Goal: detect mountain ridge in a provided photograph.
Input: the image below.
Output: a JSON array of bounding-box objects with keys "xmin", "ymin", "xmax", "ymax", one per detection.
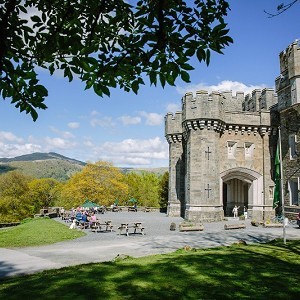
[{"xmin": 0, "ymin": 152, "xmax": 168, "ymax": 180}]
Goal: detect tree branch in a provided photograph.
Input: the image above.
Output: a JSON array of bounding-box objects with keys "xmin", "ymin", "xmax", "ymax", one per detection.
[{"xmin": 264, "ymin": 0, "xmax": 298, "ymax": 17}]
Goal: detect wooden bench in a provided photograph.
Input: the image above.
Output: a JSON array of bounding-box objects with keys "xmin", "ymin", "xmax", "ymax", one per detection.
[
  {"xmin": 118, "ymin": 223, "xmax": 144, "ymax": 236},
  {"xmin": 128, "ymin": 207, "xmax": 137, "ymax": 212},
  {"xmin": 91, "ymin": 221, "xmax": 113, "ymax": 232},
  {"xmin": 224, "ymin": 223, "xmax": 246, "ymax": 230}
]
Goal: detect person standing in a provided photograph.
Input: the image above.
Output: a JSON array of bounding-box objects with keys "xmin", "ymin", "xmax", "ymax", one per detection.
[{"xmin": 232, "ymin": 205, "xmax": 239, "ymax": 218}]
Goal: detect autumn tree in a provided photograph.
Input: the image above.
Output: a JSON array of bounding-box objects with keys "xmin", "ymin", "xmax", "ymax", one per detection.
[
  {"xmin": 0, "ymin": 171, "xmax": 33, "ymax": 221},
  {"xmin": 0, "ymin": 0, "xmax": 232, "ymax": 120},
  {"xmin": 27, "ymin": 178, "xmax": 60, "ymax": 213},
  {"xmin": 59, "ymin": 161, "xmax": 129, "ymax": 208}
]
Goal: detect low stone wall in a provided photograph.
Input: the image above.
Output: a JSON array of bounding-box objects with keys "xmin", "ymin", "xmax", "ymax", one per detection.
[
  {"xmin": 179, "ymin": 223, "xmax": 204, "ymax": 232},
  {"xmin": 224, "ymin": 223, "xmax": 246, "ymax": 230}
]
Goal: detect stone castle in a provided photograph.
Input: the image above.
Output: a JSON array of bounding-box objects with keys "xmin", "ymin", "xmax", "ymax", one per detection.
[{"xmin": 165, "ymin": 40, "xmax": 300, "ymax": 222}]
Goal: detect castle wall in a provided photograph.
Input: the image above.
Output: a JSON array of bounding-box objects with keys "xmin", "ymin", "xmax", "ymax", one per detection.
[{"xmin": 165, "ymin": 41, "xmax": 300, "ymax": 223}]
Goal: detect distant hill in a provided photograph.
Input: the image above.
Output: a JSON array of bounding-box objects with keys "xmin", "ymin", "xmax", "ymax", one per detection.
[
  {"xmin": 0, "ymin": 152, "xmax": 86, "ymax": 181},
  {"xmin": 0, "ymin": 152, "xmax": 168, "ymax": 180},
  {"xmin": 126, "ymin": 167, "xmax": 168, "ymax": 175}
]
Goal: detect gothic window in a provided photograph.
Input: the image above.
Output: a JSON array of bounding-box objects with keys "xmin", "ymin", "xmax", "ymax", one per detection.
[
  {"xmin": 227, "ymin": 141, "xmax": 237, "ymax": 158},
  {"xmin": 289, "ymin": 134, "xmax": 297, "ymax": 160},
  {"xmin": 289, "ymin": 178, "xmax": 299, "ymax": 206},
  {"xmin": 244, "ymin": 142, "xmax": 254, "ymax": 159}
]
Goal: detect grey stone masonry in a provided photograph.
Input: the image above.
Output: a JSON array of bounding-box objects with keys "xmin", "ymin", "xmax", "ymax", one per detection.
[{"xmin": 165, "ymin": 40, "xmax": 300, "ymax": 222}]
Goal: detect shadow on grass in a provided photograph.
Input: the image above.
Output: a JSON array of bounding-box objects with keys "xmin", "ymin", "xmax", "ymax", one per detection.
[{"xmin": 0, "ymin": 240, "xmax": 300, "ymax": 299}]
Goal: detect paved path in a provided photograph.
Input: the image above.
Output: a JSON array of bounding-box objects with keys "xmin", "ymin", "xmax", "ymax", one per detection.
[{"xmin": 1, "ymin": 212, "xmax": 300, "ymax": 279}]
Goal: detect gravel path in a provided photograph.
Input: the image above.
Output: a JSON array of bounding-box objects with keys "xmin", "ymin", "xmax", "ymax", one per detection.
[{"xmin": 1, "ymin": 211, "xmax": 300, "ymax": 278}]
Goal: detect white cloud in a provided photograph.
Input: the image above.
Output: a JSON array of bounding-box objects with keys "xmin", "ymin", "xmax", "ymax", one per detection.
[
  {"xmin": 176, "ymin": 80, "xmax": 269, "ymax": 96},
  {"xmin": 119, "ymin": 115, "xmax": 141, "ymax": 125},
  {"xmin": 90, "ymin": 116, "xmax": 116, "ymax": 128},
  {"xmin": 0, "ymin": 142, "xmax": 42, "ymax": 158},
  {"xmin": 91, "ymin": 137, "xmax": 168, "ymax": 166},
  {"xmin": 139, "ymin": 111, "xmax": 164, "ymax": 126},
  {"xmin": 49, "ymin": 126, "xmax": 75, "ymax": 139},
  {"xmin": 0, "ymin": 131, "xmax": 24, "ymax": 143},
  {"xmin": 90, "ymin": 110, "xmax": 100, "ymax": 117},
  {"xmin": 68, "ymin": 122, "xmax": 80, "ymax": 129},
  {"xmin": 166, "ymin": 103, "xmax": 181, "ymax": 113},
  {"xmin": 44, "ymin": 137, "xmax": 76, "ymax": 149}
]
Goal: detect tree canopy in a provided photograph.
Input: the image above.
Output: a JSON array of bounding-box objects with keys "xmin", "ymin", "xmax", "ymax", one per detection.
[{"xmin": 0, "ymin": 0, "xmax": 232, "ymax": 120}]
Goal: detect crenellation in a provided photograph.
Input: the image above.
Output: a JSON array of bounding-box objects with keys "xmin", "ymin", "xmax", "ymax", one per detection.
[
  {"xmin": 259, "ymin": 88, "xmax": 276, "ymax": 110},
  {"xmin": 165, "ymin": 111, "xmax": 182, "ymax": 136},
  {"xmin": 251, "ymin": 89, "xmax": 262, "ymax": 112}
]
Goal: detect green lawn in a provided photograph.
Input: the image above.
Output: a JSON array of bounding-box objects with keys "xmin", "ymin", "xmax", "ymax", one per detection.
[
  {"xmin": 0, "ymin": 218, "xmax": 85, "ymax": 247},
  {"xmin": 1, "ymin": 239, "xmax": 300, "ymax": 299}
]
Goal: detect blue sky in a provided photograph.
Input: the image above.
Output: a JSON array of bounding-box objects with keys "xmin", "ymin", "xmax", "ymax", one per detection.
[{"xmin": 0, "ymin": 0, "xmax": 299, "ymax": 167}]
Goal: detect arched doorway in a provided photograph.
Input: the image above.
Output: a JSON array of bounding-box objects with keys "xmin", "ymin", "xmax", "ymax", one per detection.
[{"xmin": 220, "ymin": 168, "xmax": 263, "ymax": 218}]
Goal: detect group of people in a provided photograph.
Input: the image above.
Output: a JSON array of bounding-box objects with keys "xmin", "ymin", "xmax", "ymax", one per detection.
[
  {"xmin": 75, "ymin": 209, "xmax": 98, "ymax": 229},
  {"xmin": 232, "ymin": 205, "xmax": 247, "ymax": 218}
]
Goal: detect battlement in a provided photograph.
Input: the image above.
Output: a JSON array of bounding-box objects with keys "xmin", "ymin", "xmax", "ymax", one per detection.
[
  {"xmin": 165, "ymin": 111, "xmax": 183, "ymax": 136},
  {"xmin": 165, "ymin": 89, "xmax": 277, "ymax": 131},
  {"xmin": 182, "ymin": 90, "xmax": 225, "ymax": 121},
  {"xmin": 279, "ymin": 39, "xmax": 300, "ymax": 78},
  {"xmin": 242, "ymin": 88, "xmax": 277, "ymax": 112}
]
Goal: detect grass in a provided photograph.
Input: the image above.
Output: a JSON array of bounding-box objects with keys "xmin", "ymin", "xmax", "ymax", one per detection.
[
  {"xmin": 0, "ymin": 218, "xmax": 85, "ymax": 247},
  {"xmin": 0, "ymin": 239, "xmax": 300, "ymax": 299}
]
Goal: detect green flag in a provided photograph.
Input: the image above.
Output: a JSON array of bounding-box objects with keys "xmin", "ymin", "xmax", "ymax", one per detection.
[{"xmin": 273, "ymin": 144, "xmax": 281, "ymax": 209}]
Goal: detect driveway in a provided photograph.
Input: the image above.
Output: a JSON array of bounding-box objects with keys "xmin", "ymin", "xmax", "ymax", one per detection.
[{"xmin": 1, "ymin": 212, "xmax": 299, "ymax": 278}]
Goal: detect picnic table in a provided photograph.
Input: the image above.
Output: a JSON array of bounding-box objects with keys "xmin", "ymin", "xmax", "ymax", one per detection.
[
  {"xmin": 118, "ymin": 222, "xmax": 144, "ymax": 236},
  {"xmin": 91, "ymin": 220, "xmax": 113, "ymax": 232},
  {"xmin": 128, "ymin": 206, "xmax": 137, "ymax": 212}
]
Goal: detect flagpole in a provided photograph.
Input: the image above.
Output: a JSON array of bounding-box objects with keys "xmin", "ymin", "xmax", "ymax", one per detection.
[{"xmin": 278, "ymin": 126, "xmax": 286, "ymax": 244}]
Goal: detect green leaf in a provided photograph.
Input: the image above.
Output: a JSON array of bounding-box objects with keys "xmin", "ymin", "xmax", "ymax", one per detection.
[
  {"xmin": 30, "ymin": 109, "xmax": 38, "ymax": 122},
  {"xmin": 93, "ymin": 84, "xmax": 103, "ymax": 97},
  {"xmin": 196, "ymin": 48, "xmax": 206, "ymax": 62},
  {"xmin": 206, "ymin": 49, "xmax": 211, "ymax": 66},
  {"xmin": 180, "ymin": 71, "xmax": 190, "ymax": 83},
  {"xmin": 31, "ymin": 15, "xmax": 41, "ymax": 23},
  {"xmin": 181, "ymin": 64, "xmax": 194, "ymax": 71},
  {"xmin": 35, "ymin": 85, "xmax": 48, "ymax": 97}
]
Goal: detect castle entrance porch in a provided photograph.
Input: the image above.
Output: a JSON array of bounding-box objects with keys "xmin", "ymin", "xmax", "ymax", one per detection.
[
  {"xmin": 222, "ymin": 179, "xmax": 249, "ymax": 217},
  {"xmin": 220, "ymin": 168, "xmax": 263, "ymax": 219}
]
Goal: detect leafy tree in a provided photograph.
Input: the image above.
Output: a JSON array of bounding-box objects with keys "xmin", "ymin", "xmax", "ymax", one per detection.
[
  {"xmin": 0, "ymin": 0, "xmax": 232, "ymax": 120},
  {"xmin": 0, "ymin": 171, "xmax": 33, "ymax": 221},
  {"xmin": 125, "ymin": 172, "xmax": 161, "ymax": 207},
  {"xmin": 27, "ymin": 178, "xmax": 60, "ymax": 213},
  {"xmin": 159, "ymin": 171, "xmax": 169, "ymax": 209},
  {"xmin": 60, "ymin": 161, "xmax": 128, "ymax": 208}
]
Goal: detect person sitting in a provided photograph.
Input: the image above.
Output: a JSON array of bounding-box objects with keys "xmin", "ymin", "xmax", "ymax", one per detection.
[
  {"xmin": 80, "ymin": 213, "xmax": 88, "ymax": 229},
  {"xmin": 88, "ymin": 212, "xmax": 97, "ymax": 227},
  {"xmin": 75, "ymin": 211, "xmax": 82, "ymax": 225}
]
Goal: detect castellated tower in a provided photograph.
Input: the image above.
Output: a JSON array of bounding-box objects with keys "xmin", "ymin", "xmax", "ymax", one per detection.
[
  {"xmin": 165, "ymin": 87, "xmax": 278, "ymax": 222},
  {"xmin": 165, "ymin": 41, "xmax": 300, "ymax": 222},
  {"xmin": 275, "ymin": 40, "xmax": 300, "ymax": 219}
]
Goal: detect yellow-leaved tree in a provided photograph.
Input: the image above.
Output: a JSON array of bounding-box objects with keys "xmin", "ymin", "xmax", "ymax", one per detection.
[
  {"xmin": 0, "ymin": 171, "xmax": 33, "ymax": 222},
  {"xmin": 59, "ymin": 161, "xmax": 129, "ymax": 208},
  {"xmin": 27, "ymin": 178, "xmax": 61, "ymax": 213}
]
